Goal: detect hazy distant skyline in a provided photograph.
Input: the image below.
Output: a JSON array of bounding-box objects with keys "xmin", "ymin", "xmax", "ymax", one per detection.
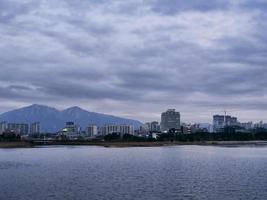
[{"xmin": 1, "ymin": 0, "xmax": 267, "ymax": 123}]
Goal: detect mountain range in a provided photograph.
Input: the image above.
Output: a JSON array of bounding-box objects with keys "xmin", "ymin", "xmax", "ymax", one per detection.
[{"xmin": 0, "ymin": 104, "xmax": 143, "ymax": 133}]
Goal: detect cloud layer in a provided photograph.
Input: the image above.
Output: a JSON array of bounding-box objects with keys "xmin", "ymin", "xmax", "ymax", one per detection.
[{"xmin": 1, "ymin": 0, "xmax": 267, "ymax": 123}]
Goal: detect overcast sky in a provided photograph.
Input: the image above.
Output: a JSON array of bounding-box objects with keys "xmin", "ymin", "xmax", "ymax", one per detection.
[{"xmin": 1, "ymin": 0, "xmax": 267, "ymax": 123}]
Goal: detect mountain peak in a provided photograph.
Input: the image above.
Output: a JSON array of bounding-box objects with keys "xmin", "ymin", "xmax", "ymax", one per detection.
[
  {"xmin": 66, "ymin": 106, "xmax": 83, "ymax": 110},
  {"xmin": 63, "ymin": 106, "xmax": 88, "ymax": 113},
  {"xmin": 28, "ymin": 104, "xmax": 49, "ymax": 108},
  {"xmin": 23, "ymin": 104, "xmax": 59, "ymax": 112}
]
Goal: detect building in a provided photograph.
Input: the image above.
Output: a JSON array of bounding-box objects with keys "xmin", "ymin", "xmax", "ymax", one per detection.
[
  {"xmin": 65, "ymin": 122, "xmax": 80, "ymax": 133},
  {"xmin": 145, "ymin": 121, "xmax": 160, "ymax": 132},
  {"xmin": 225, "ymin": 116, "xmax": 238, "ymax": 126},
  {"xmin": 85, "ymin": 125, "xmax": 98, "ymax": 138},
  {"xmin": 7, "ymin": 123, "xmax": 29, "ymax": 135},
  {"xmin": 137, "ymin": 125, "xmax": 149, "ymax": 136},
  {"xmin": 191, "ymin": 123, "xmax": 212, "ymax": 133},
  {"xmin": 254, "ymin": 121, "xmax": 267, "ymax": 129},
  {"xmin": 30, "ymin": 122, "xmax": 41, "ymax": 134},
  {"xmin": 181, "ymin": 123, "xmax": 191, "ymax": 134},
  {"xmin": 0, "ymin": 121, "xmax": 7, "ymax": 135},
  {"xmin": 213, "ymin": 115, "xmax": 239, "ymax": 133},
  {"xmin": 102, "ymin": 125, "xmax": 134, "ymax": 136},
  {"xmin": 160, "ymin": 109, "xmax": 181, "ymax": 132},
  {"xmin": 144, "ymin": 122, "xmax": 151, "ymax": 130},
  {"xmin": 151, "ymin": 121, "xmax": 160, "ymax": 132},
  {"xmin": 213, "ymin": 115, "xmax": 225, "ymax": 132},
  {"xmin": 240, "ymin": 122, "xmax": 253, "ymax": 130},
  {"xmin": 60, "ymin": 122, "xmax": 81, "ymax": 139}
]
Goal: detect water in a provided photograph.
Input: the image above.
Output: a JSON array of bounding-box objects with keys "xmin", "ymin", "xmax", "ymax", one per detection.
[{"xmin": 0, "ymin": 145, "xmax": 267, "ymax": 200}]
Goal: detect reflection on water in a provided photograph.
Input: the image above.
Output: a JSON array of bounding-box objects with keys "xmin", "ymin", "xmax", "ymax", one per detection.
[
  {"xmin": 0, "ymin": 146, "xmax": 267, "ymax": 200},
  {"xmin": 0, "ymin": 161, "xmax": 34, "ymax": 170}
]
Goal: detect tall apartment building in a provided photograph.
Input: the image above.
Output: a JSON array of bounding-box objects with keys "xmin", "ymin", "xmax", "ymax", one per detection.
[
  {"xmin": 85, "ymin": 125, "xmax": 98, "ymax": 137},
  {"xmin": 213, "ymin": 115, "xmax": 225, "ymax": 132},
  {"xmin": 213, "ymin": 115, "xmax": 239, "ymax": 132},
  {"xmin": 160, "ymin": 109, "xmax": 181, "ymax": 132},
  {"xmin": 7, "ymin": 123, "xmax": 29, "ymax": 135},
  {"xmin": 0, "ymin": 121, "xmax": 7, "ymax": 134},
  {"xmin": 30, "ymin": 122, "xmax": 41, "ymax": 134},
  {"xmin": 225, "ymin": 116, "xmax": 238, "ymax": 126}
]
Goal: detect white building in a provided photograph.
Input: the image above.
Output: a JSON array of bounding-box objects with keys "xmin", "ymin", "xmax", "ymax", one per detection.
[
  {"xmin": 85, "ymin": 125, "xmax": 98, "ymax": 138},
  {"xmin": 102, "ymin": 125, "xmax": 134, "ymax": 136},
  {"xmin": 60, "ymin": 122, "xmax": 81, "ymax": 139}
]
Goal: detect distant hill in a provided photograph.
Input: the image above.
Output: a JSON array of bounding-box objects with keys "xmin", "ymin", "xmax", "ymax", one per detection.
[{"xmin": 0, "ymin": 104, "xmax": 143, "ymax": 133}]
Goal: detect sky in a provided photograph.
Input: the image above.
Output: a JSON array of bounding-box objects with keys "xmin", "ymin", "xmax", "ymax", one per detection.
[{"xmin": 0, "ymin": 0, "xmax": 267, "ymax": 123}]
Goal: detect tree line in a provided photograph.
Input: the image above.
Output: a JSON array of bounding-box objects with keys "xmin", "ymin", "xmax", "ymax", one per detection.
[
  {"xmin": 0, "ymin": 131, "xmax": 21, "ymax": 142},
  {"xmin": 104, "ymin": 128, "xmax": 267, "ymax": 142}
]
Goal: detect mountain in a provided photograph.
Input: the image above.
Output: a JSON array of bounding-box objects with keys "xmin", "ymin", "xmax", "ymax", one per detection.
[{"xmin": 0, "ymin": 104, "xmax": 143, "ymax": 133}]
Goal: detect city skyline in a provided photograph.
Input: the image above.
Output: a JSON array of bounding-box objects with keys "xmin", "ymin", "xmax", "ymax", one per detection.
[
  {"xmin": 1, "ymin": 103, "xmax": 266, "ymax": 124},
  {"xmin": 0, "ymin": 103, "xmax": 266, "ymax": 125},
  {"xmin": 1, "ymin": 0, "xmax": 267, "ymax": 123},
  {"xmin": 2, "ymin": 106, "xmax": 267, "ymax": 137}
]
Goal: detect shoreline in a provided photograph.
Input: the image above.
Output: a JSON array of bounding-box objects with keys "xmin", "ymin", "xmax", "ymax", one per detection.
[
  {"xmin": 0, "ymin": 141, "xmax": 34, "ymax": 148},
  {"xmin": 1, "ymin": 140, "xmax": 267, "ymax": 148}
]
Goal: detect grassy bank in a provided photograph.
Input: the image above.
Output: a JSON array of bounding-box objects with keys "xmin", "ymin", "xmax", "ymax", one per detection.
[
  {"xmin": 0, "ymin": 141, "xmax": 33, "ymax": 148},
  {"xmin": 30, "ymin": 140, "xmax": 267, "ymax": 147},
  {"xmin": 1, "ymin": 140, "xmax": 267, "ymax": 148}
]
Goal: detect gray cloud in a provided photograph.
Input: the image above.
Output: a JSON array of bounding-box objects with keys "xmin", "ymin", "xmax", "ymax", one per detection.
[
  {"xmin": 0, "ymin": 0, "xmax": 36, "ymax": 23},
  {"xmin": 149, "ymin": 0, "xmax": 230, "ymax": 14},
  {"xmin": 0, "ymin": 0, "xmax": 267, "ymax": 123}
]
